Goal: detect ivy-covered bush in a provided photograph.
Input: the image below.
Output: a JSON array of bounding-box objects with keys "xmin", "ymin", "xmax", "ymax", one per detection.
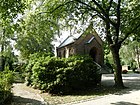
[
  {"xmin": 25, "ymin": 54, "xmax": 101, "ymax": 94},
  {"xmin": 0, "ymin": 70, "xmax": 14, "ymax": 104}
]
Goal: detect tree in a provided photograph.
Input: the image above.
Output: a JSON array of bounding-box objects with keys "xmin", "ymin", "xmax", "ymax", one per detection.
[
  {"xmin": 120, "ymin": 39, "xmax": 140, "ymax": 69},
  {"xmin": 15, "ymin": 2, "xmax": 58, "ymax": 59},
  {"xmin": 0, "ymin": 0, "xmax": 26, "ymax": 71},
  {"xmin": 37, "ymin": 0, "xmax": 140, "ymax": 88}
]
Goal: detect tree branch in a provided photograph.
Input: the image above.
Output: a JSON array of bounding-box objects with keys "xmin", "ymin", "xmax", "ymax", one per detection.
[
  {"xmin": 106, "ymin": 23, "xmax": 113, "ymax": 45},
  {"xmin": 37, "ymin": 1, "xmax": 74, "ymax": 15},
  {"xmin": 92, "ymin": 0, "xmax": 107, "ymax": 14},
  {"xmin": 107, "ymin": 0, "xmax": 113, "ymax": 11},
  {"xmin": 115, "ymin": 0, "xmax": 121, "ymax": 43},
  {"xmin": 74, "ymin": 0, "xmax": 101, "ymax": 14},
  {"xmin": 119, "ymin": 23, "xmax": 140, "ymax": 44},
  {"xmin": 50, "ymin": 1, "xmax": 74, "ymax": 13},
  {"xmin": 91, "ymin": 0, "xmax": 116, "ymax": 27},
  {"xmin": 74, "ymin": 0, "xmax": 107, "ymax": 20}
]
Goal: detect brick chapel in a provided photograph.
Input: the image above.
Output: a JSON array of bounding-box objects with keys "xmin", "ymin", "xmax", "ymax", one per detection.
[{"xmin": 56, "ymin": 25, "xmax": 104, "ymax": 66}]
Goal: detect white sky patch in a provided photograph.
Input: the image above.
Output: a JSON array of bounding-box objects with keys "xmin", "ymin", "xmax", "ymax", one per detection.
[{"xmin": 10, "ymin": 39, "xmax": 20, "ymax": 55}]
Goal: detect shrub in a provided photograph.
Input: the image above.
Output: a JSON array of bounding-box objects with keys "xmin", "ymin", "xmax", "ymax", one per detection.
[
  {"xmin": 51, "ymin": 55, "xmax": 101, "ymax": 94},
  {"xmin": 13, "ymin": 62, "xmax": 27, "ymax": 83},
  {"xmin": 25, "ymin": 55, "xmax": 101, "ymax": 94},
  {"xmin": 0, "ymin": 70, "xmax": 14, "ymax": 104},
  {"xmin": 25, "ymin": 56, "xmax": 66, "ymax": 89}
]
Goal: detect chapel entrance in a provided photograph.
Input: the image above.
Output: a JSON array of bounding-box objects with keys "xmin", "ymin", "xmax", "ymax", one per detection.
[{"xmin": 89, "ymin": 47, "xmax": 97, "ymax": 62}]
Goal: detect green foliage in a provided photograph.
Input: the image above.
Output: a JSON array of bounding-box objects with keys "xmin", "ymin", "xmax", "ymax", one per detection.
[
  {"xmin": 104, "ymin": 56, "xmax": 114, "ymax": 73},
  {"xmin": 15, "ymin": 3, "xmax": 58, "ymax": 59},
  {"xmin": 0, "ymin": 50, "xmax": 18, "ymax": 71},
  {"xmin": 13, "ymin": 62, "xmax": 27, "ymax": 83},
  {"xmin": 38, "ymin": 0, "xmax": 140, "ymax": 87},
  {"xmin": 120, "ymin": 40, "xmax": 140, "ymax": 68},
  {"xmin": 55, "ymin": 55, "xmax": 101, "ymax": 93},
  {"xmin": 0, "ymin": 0, "xmax": 26, "ymax": 19},
  {"xmin": 25, "ymin": 55, "xmax": 101, "ymax": 94},
  {"xmin": 12, "ymin": 0, "xmax": 139, "ymax": 88},
  {"xmin": 0, "ymin": 0, "xmax": 26, "ymax": 71},
  {"xmin": 0, "ymin": 70, "xmax": 14, "ymax": 104},
  {"xmin": 25, "ymin": 52, "xmax": 56, "ymax": 86}
]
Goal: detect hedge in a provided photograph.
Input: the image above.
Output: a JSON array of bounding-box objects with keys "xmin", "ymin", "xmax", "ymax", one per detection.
[{"xmin": 25, "ymin": 54, "xmax": 101, "ymax": 94}]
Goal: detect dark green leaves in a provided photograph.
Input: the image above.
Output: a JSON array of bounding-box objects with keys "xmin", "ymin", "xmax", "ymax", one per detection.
[{"xmin": 0, "ymin": 0, "xmax": 26, "ymax": 19}]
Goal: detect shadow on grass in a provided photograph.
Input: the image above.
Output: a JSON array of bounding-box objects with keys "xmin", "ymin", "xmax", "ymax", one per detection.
[
  {"xmin": 111, "ymin": 101, "xmax": 139, "ymax": 105},
  {"xmin": 65, "ymin": 74, "xmax": 140, "ymax": 96},
  {"xmin": 39, "ymin": 74, "xmax": 140, "ymax": 105},
  {"xmin": 5, "ymin": 96, "xmax": 46, "ymax": 105},
  {"xmin": 98, "ymin": 74, "xmax": 140, "ymax": 95}
]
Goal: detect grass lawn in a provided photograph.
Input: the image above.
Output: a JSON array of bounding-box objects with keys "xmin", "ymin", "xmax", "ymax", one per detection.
[{"xmin": 40, "ymin": 86, "xmax": 121, "ymax": 105}]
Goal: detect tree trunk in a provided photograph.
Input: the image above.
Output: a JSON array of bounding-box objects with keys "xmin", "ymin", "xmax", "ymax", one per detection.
[
  {"xmin": 1, "ymin": 29, "xmax": 6, "ymax": 71},
  {"xmin": 110, "ymin": 45, "xmax": 125, "ymax": 88},
  {"xmin": 136, "ymin": 46, "xmax": 140, "ymax": 68},
  {"xmin": 1, "ymin": 44, "xmax": 5, "ymax": 71},
  {"xmin": 105, "ymin": 15, "xmax": 124, "ymax": 88}
]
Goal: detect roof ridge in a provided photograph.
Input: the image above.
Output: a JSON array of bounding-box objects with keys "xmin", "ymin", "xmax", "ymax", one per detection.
[{"xmin": 58, "ymin": 36, "xmax": 70, "ymax": 48}]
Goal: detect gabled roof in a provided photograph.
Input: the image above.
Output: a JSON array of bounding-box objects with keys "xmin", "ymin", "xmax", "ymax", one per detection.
[
  {"xmin": 58, "ymin": 24, "xmax": 103, "ymax": 48},
  {"xmin": 58, "ymin": 36, "xmax": 74, "ymax": 48},
  {"xmin": 58, "ymin": 35, "xmax": 80, "ymax": 48}
]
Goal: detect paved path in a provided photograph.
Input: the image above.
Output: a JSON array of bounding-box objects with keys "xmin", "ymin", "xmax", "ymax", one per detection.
[
  {"xmin": 70, "ymin": 74, "xmax": 140, "ymax": 105},
  {"xmin": 11, "ymin": 83, "xmax": 47, "ymax": 105},
  {"xmin": 10, "ymin": 74, "xmax": 140, "ymax": 105}
]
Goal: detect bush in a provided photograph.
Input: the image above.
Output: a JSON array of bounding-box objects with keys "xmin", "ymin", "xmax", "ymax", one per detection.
[
  {"xmin": 12, "ymin": 62, "xmax": 27, "ymax": 83},
  {"xmin": 25, "ymin": 55, "xmax": 66, "ymax": 89},
  {"xmin": 0, "ymin": 70, "xmax": 14, "ymax": 104},
  {"xmin": 25, "ymin": 55, "xmax": 101, "ymax": 94}
]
